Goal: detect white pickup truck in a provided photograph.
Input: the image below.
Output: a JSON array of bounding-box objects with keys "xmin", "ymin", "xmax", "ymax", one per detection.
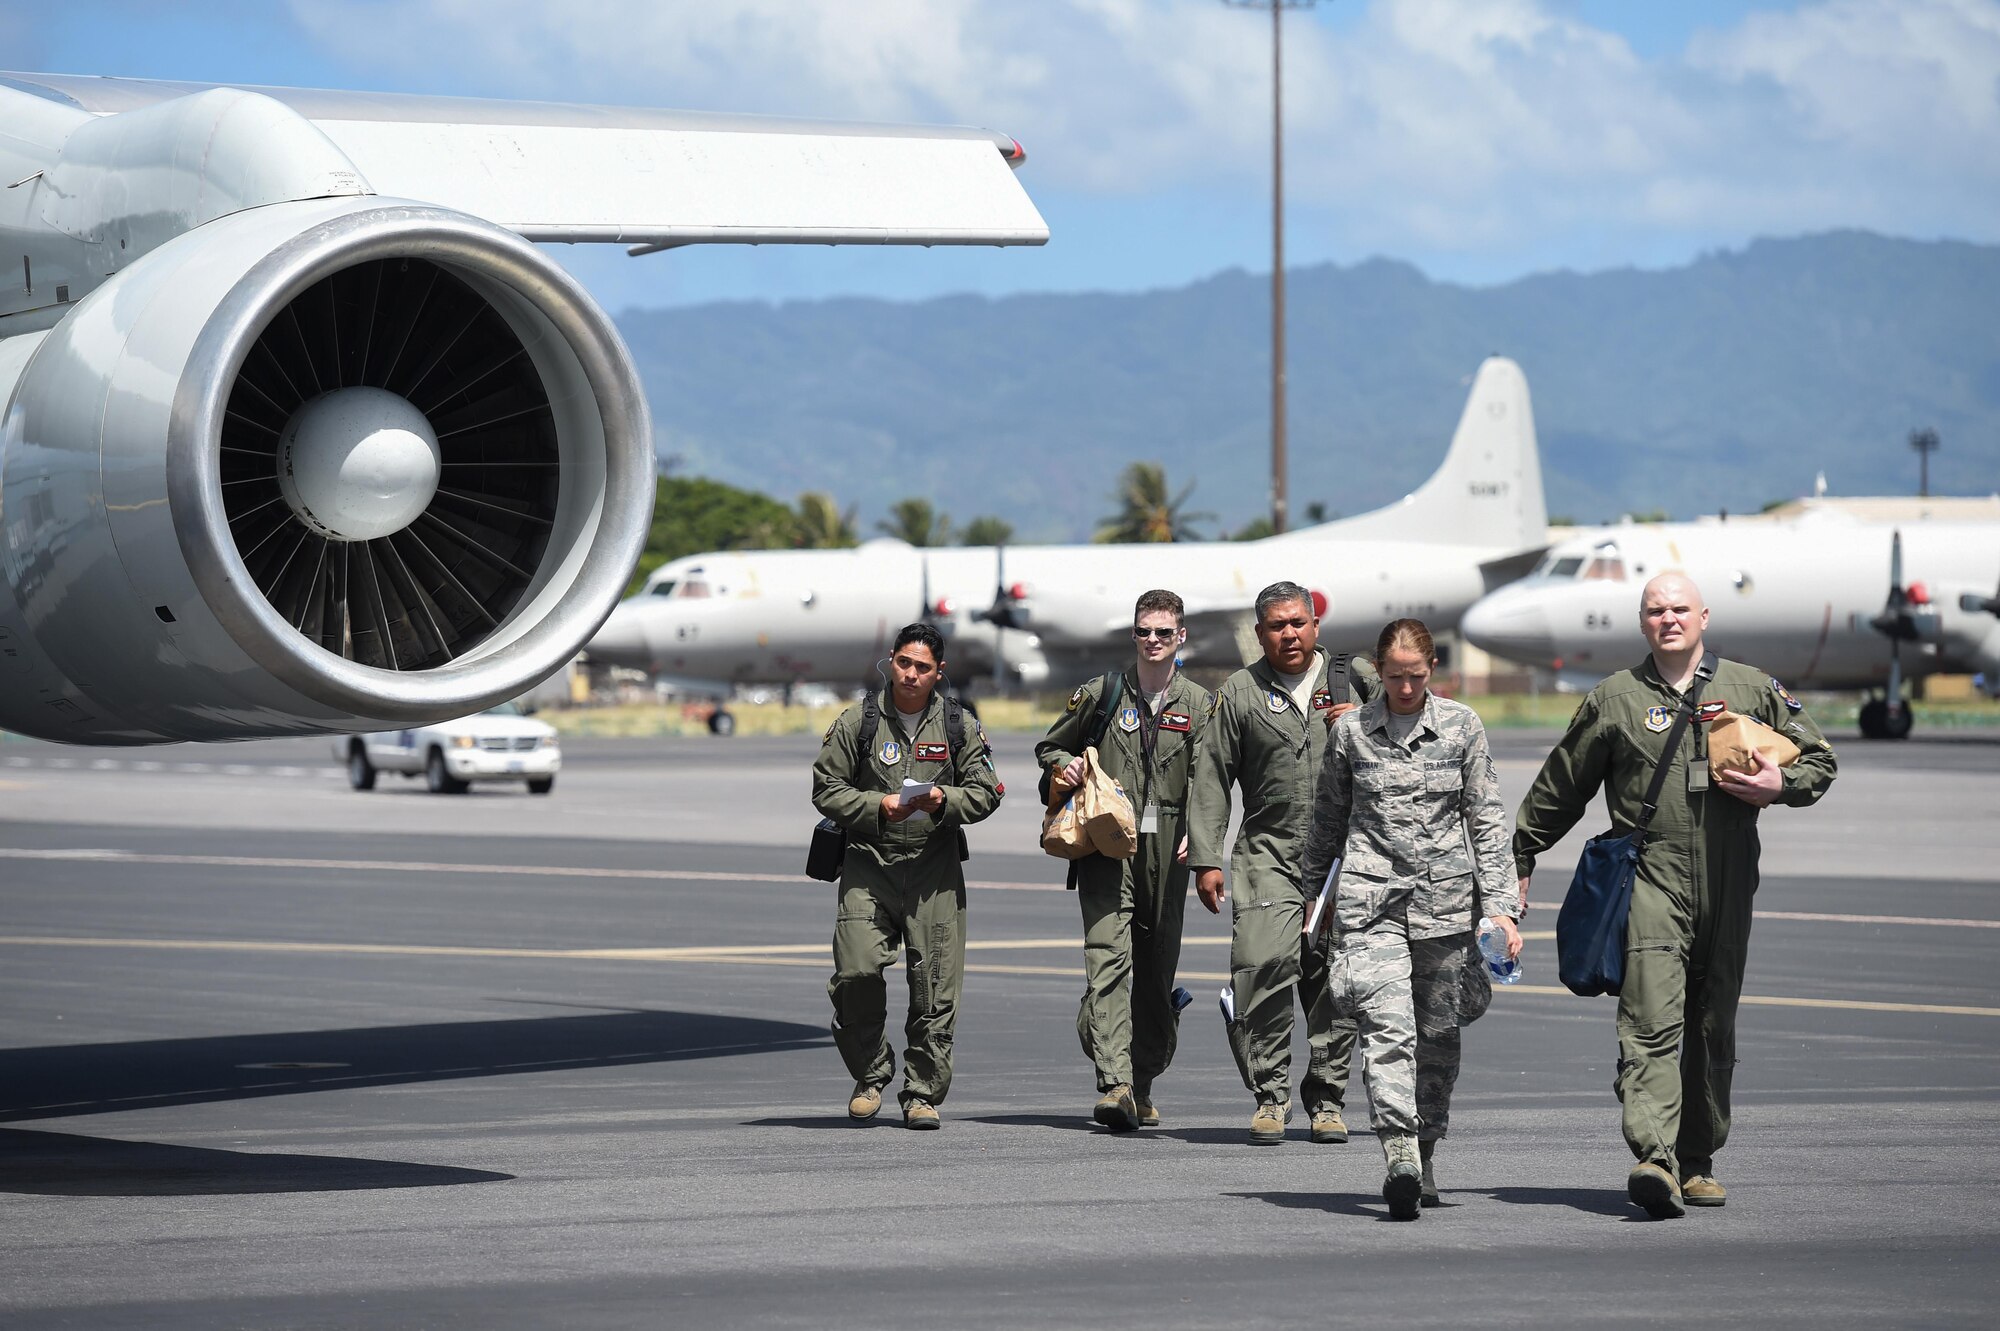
[{"xmin": 336, "ymin": 703, "xmax": 561, "ymax": 794}]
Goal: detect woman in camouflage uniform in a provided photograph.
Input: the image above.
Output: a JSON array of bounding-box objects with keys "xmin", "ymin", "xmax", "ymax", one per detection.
[{"xmin": 1299, "ymin": 619, "xmax": 1520, "ymax": 1217}]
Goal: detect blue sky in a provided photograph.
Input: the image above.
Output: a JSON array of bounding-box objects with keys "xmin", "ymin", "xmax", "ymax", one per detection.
[{"xmin": 6, "ymin": 1, "xmax": 1995, "ymax": 314}]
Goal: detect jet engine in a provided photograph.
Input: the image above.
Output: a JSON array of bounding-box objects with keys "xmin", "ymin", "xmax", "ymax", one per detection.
[{"xmin": 0, "ymin": 198, "xmax": 652, "ymax": 743}]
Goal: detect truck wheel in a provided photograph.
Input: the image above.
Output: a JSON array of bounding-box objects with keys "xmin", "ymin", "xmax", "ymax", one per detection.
[
  {"xmin": 527, "ymin": 776, "xmax": 555, "ymax": 795},
  {"xmin": 426, "ymin": 748, "xmax": 468, "ymax": 794},
  {"xmin": 347, "ymin": 744, "xmax": 377, "ymax": 791}
]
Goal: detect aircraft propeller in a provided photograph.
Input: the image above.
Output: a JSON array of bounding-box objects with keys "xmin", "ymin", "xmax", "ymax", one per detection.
[
  {"xmin": 974, "ymin": 544, "xmax": 1030, "ymax": 691},
  {"xmin": 1860, "ymin": 529, "xmax": 1936, "ymax": 739}
]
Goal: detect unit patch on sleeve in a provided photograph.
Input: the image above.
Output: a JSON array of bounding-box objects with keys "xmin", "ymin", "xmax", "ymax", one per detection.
[
  {"xmin": 1643, "ymin": 705, "xmax": 1672, "ymax": 733},
  {"xmin": 1159, "ymin": 710, "xmax": 1192, "ymax": 733},
  {"xmin": 1696, "ymin": 700, "xmax": 1728, "ymax": 724},
  {"xmin": 1066, "ymin": 685, "xmax": 1086, "ymax": 713},
  {"xmin": 914, "ymin": 742, "xmax": 949, "ymax": 762},
  {"xmin": 1770, "ymin": 677, "xmax": 1803, "ymax": 711}
]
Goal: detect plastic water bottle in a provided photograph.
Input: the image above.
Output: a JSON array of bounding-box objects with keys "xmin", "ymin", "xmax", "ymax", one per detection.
[
  {"xmin": 1476, "ymin": 917, "xmax": 1522, "ymax": 985},
  {"xmin": 1170, "ymin": 985, "xmax": 1194, "ymax": 1013}
]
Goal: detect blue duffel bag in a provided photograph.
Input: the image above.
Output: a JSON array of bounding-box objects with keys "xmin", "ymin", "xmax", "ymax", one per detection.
[
  {"xmin": 1556, "ymin": 831, "xmax": 1641, "ymax": 996},
  {"xmin": 1554, "ymin": 653, "xmax": 1714, "ymax": 997}
]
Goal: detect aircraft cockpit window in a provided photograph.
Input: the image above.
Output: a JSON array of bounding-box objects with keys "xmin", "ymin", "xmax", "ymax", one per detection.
[
  {"xmin": 649, "ymin": 580, "xmax": 678, "ymax": 597},
  {"xmin": 1550, "ymin": 556, "xmax": 1586, "ymax": 578},
  {"xmin": 680, "ymin": 579, "xmax": 712, "ymax": 599},
  {"xmin": 1582, "ymin": 555, "xmax": 1626, "ymax": 581}
]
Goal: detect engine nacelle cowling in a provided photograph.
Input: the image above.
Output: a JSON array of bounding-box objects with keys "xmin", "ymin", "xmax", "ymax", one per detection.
[{"xmin": 0, "ymin": 197, "xmax": 652, "ymax": 743}]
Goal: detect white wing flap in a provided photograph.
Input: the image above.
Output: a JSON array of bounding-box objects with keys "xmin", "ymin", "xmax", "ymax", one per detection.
[
  {"xmin": 317, "ymin": 119, "xmax": 1048, "ymax": 247},
  {"xmin": 0, "ymin": 73, "xmax": 1048, "ymax": 249}
]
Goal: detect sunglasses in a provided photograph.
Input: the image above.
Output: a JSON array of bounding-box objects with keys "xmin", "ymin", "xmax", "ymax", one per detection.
[{"xmin": 1132, "ymin": 627, "xmax": 1180, "ymax": 641}]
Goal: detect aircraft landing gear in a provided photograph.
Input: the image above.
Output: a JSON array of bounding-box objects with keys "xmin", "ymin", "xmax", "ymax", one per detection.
[
  {"xmin": 708, "ymin": 708, "xmax": 736, "ymax": 737},
  {"xmin": 1858, "ymin": 696, "xmax": 1913, "ymax": 740}
]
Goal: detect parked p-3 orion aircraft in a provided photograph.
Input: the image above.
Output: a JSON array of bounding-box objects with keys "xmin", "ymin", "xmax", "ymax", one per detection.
[
  {"xmin": 0, "ymin": 71, "xmax": 1046, "ymax": 744},
  {"xmin": 587, "ymin": 356, "xmax": 1550, "ymax": 722}
]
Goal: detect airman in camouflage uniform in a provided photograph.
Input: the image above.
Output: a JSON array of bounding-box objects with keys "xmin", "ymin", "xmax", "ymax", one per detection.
[
  {"xmin": 812, "ymin": 624, "xmax": 1004, "ymax": 1129},
  {"xmin": 1188, "ymin": 582, "xmax": 1379, "ymax": 1143},
  {"xmin": 1514, "ymin": 574, "xmax": 1836, "ymax": 1217},
  {"xmin": 1301, "ymin": 622, "xmax": 1514, "ymax": 1217}
]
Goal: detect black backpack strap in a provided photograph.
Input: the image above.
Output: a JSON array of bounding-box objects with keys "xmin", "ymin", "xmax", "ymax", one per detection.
[
  {"xmin": 943, "ymin": 693, "xmax": 966, "ymax": 780},
  {"xmin": 1636, "ymin": 651, "xmax": 1718, "ymax": 844},
  {"xmin": 1330, "ymin": 652, "xmax": 1351, "ymax": 703},
  {"xmin": 1085, "ymin": 670, "xmax": 1124, "ymax": 752},
  {"xmin": 857, "ymin": 689, "xmax": 881, "ymax": 759}
]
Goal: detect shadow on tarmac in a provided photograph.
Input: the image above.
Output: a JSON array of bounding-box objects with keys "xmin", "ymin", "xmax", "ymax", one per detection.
[
  {"xmin": 0, "ymin": 1128, "xmax": 514, "ymax": 1197},
  {"xmin": 1223, "ymin": 1190, "xmax": 1405, "ymax": 1220},
  {"xmin": 0, "ymin": 1008, "xmax": 829, "ymax": 1122},
  {"xmin": 967, "ymin": 1113, "xmax": 1309, "ymax": 1145}
]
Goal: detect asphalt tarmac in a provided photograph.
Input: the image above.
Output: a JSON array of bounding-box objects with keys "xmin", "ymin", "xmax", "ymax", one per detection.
[{"xmin": 2, "ymin": 727, "xmax": 1997, "ymax": 1327}]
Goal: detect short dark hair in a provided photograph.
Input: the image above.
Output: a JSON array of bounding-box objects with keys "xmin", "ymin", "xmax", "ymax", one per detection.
[
  {"xmin": 892, "ymin": 622, "xmax": 945, "ymax": 660},
  {"xmin": 1133, "ymin": 589, "xmax": 1185, "ymax": 625},
  {"xmin": 1255, "ymin": 580, "xmax": 1313, "ymax": 623}
]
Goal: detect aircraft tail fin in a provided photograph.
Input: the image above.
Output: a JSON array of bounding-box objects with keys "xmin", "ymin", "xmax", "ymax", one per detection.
[{"xmin": 1286, "ymin": 356, "xmax": 1547, "ymax": 550}]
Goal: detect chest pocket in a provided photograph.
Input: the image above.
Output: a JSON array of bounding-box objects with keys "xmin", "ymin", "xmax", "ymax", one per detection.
[
  {"xmin": 1422, "ymin": 761, "xmax": 1463, "ymax": 794},
  {"xmin": 1352, "ymin": 759, "xmax": 1414, "ymax": 798}
]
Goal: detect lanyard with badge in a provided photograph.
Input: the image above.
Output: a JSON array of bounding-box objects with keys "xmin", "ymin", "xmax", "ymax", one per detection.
[{"xmin": 1134, "ymin": 680, "xmax": 1164, "ymax": 836}]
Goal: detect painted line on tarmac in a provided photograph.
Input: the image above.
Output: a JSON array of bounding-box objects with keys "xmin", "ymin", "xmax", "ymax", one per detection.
[
  {"xmin": 6, "ymin": 849, "xmax": 1999, "ymax": 933},
  {"xmin": 4, "ymin": 933, "xmax": 1998, "ymax": 1018}
]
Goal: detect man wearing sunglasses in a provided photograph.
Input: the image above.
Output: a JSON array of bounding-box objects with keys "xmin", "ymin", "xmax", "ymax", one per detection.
[
  {"xmin": 1035, "ymin": 589, "xmax": 1212, "ymax": 1131},
  {"xmin": 1189, "ymin": 580, "xmax": 1379, "ymax": 1143}
]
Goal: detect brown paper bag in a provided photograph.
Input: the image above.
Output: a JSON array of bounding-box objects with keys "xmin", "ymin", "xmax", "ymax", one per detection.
[
  {"xmin": 1707, "ymin": 710, "xmax": 1801, "ymax": 781},
  {"xmin": 1040, "ymin": 746, "xmax": 1137, "ymax": 860}
]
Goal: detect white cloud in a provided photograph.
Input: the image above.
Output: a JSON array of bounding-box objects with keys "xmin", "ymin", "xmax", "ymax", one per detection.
[{"xmin": 285, "ymin": 0, "xmax": 2000, "ymax": 270}]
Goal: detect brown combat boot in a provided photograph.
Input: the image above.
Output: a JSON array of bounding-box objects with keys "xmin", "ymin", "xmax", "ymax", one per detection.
[
  {"xmin": 1248, "ymin": 1100, "xmax": 1290, "ymax": 1143},
  {"xmin": 847, "ymin": 1083, "xmax": 882, "ymax": 1120},
  {"xmin": 903, "ymin": 1099, "xmax": 941, "ymax": 1131},
  {"xmin": 1310, "ymin": 1108, "xmax": 1349, "ymax": 1144},
  {"xmin": 1419, "ymin": 1139, "xmax": 1440, "ymax": 1208},
  {"xmin": 1627, "ymin": 1162, "xmax": 1685, "ymax": 1219},
  {"xmin": 1093, "ymin": 1084, "xmax": 1140, "ymax": 1132},
  {"xmin": 1681, "ymin": 1173, "xmax": 1727, "ymax": 1207},
  {"xmin": 1382, "ymin": 1135, "xmax": 1423, "ymax": 1220},
  {"xmin": 1134, "ymin": 1086, "xmax": 1161, "ymax": 1128}
]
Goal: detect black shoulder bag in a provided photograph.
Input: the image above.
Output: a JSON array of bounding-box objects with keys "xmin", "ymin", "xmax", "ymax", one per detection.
[
  {"xmin": 1554, "ymin": 652, "xmax": 1716, "ymax": 997},
  {"xmin": 806, "ymin": 691, "xmax": 971, "ymax": 882}
]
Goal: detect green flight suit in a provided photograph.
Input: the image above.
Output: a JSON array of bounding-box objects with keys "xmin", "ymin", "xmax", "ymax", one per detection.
[
  {"xmin": 1188, "ymin": 647, "xmax": 1379, "ymax": 1112},
  {"xmin": 1513, "ymin": 656, "xmax": 1836, "ymax": 1178},
  {"xmin": 1035, "ymin": 669, "xmax": 1212, "ymax": 1096},
  {"xmin": 812, "ymin": 689, "xmax": 1004, "ymax": 1109}
]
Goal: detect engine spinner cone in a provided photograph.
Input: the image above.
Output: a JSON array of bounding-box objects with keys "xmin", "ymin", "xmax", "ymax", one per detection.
[{"xmin": 276, "ymin": 386, "xmax": 441, "ymax": 542}]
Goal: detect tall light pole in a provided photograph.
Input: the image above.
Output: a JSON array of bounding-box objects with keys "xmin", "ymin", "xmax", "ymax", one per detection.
[{"xmin": 1224, "ymin": 0, "xmax": 1319, "ymax": 535}]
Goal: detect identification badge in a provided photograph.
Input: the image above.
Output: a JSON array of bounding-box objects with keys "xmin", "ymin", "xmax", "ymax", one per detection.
[
  {"xmin": 1158, "ymin": 710, "xmax": 1191, "ymax": 733},
  {"xmin": 1140, "ymin": 804, "xmax": 1159, "ymax": 835},
  {"xmin": 913, "ymin": 742, "xmax": 948, "ymax": 763}
]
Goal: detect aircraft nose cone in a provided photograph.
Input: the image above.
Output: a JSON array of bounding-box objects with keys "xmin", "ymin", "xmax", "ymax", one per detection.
[
  {"xmin": 588, "ymin": 603, "xmax": 652, "ymax": 668},
  {"xmin": 1461, "ymin": 591, "xmax": 1553, "ymax": 664}
]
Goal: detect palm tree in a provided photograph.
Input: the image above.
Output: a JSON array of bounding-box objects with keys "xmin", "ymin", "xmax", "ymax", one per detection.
[
  {"xmin": 1095, "ymin": 462, "xmax": 1213, "ymax": 543},
  {"xmin": 960, "ymin": 515, "xmax": 1015, "ymax": 547},
  {"xmin": 795, "ymin": 491, "xmax": 858, "ymax": 548},
  {"xmin": 876, "ymin": 497, "xmax": 954, "ymax": 548}
]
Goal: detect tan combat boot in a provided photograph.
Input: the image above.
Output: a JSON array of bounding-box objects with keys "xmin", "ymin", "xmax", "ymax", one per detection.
[
  {"xmin": 1248, "ymin": 1100, "xmax": 1290, "ymax": 1144},
  {"xmin": 847, "ymin": 1083, "xmax": 882, "ymax": 1120},
  {"xmin": 1134, "ymin": 1084, "xmax": 1160, "ymax": 1127},
  {"xmin": 1419, "ymin": 1138, "xmax": 1440, "ymax": 1208},
  {"xmin": 1382, "ymin": 1135, "xmax": 1423, "ymax": 1220},
  {"xmin": 1627, "ymin": 1162, "xmax": 1685, "ymax": 1219},
  {"xmin": 903, "ymin": 1099, "xmax": 941, "ymax": 1131},
  {"xmin": 1093, "ymin": 1083, "xmax": 1140, "ymax": 1132},
  {"xmin": 1310, "ymin": 1108, "xmax": 1349, "ymax": 1144},
  {"xmin": 1681, "ymin": 1173, "xmax": 1727, "ymax": 1207}
]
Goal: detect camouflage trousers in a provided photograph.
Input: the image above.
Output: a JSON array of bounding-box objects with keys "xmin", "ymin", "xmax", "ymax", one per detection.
[
  {"xmin": 1323, "ymin": 926, "xmax": 1419, "ymax": 1137},
  {"xmin": 1409, "ymin": 931, "xmax": 1479, "ymax": 1143}
]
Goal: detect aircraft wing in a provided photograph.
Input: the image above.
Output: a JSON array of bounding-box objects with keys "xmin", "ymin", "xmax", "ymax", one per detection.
[{"xmin": 1, "ymin": 72, "xmax": 1049, "ymax": 250}]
